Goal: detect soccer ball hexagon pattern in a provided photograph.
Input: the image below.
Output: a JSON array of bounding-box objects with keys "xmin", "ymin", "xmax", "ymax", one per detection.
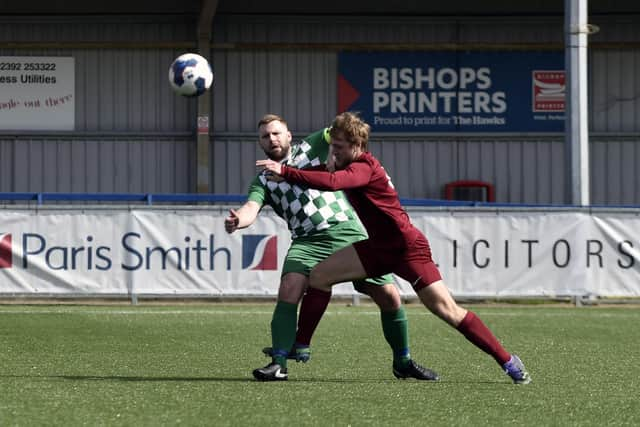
[{"xmin": 168, "ymin": 53, "xmax": 214, "ymax": 97}]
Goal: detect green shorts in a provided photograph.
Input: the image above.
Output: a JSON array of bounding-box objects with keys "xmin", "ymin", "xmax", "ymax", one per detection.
[{"xmin": 282, "ymin": 221, "xmax": 393, "ymax": 287}]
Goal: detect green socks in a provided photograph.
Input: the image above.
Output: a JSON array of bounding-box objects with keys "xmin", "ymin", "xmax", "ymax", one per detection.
[
  {"xmin": 380, "ymin": 307, "xmax": 411, "ymax": 368},
  {"xmin": 270, "ymin": 302, "xmax": 411, "ymax": 369},
  {"xmin": 270, "ymin": 301, "xmax": 298, "ymax": 368}
]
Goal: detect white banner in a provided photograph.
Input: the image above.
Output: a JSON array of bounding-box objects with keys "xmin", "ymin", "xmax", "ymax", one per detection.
[
  {"xmin": 1, "ymin": 208, "xmax": 639, "ymax": 297},
  {"xmin": 0, "ymin": 57, "xmax": 75, "ymax": 130},
  {"xmin": 414, "ymin": 211, "xmax": 640, "ymax": 297}
]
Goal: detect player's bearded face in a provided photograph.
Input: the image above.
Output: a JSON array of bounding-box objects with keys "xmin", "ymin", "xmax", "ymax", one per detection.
[{"xmin": 258, "ymin": 121, "xmax": 292, "ymax": 162}]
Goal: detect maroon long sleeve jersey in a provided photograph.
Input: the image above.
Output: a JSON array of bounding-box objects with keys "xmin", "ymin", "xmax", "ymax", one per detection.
[{"xmin": 282, "ymin": 151, "xmax": 421, "ymax": 249}]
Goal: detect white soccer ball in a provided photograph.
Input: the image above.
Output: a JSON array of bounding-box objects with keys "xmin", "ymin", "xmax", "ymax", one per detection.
[{"xmin": 168, "ymin": 53, "xmax": 214, "ymax": 97}]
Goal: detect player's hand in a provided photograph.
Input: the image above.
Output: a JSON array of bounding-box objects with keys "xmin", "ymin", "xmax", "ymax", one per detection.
[
  {"xmin": 256, "ymin": 159, "xmax": 283, "ymax": 176},
  {"xmin": 224, "ymin": 209, "xmax": 240, "ymax": 233},
  {"xmin": 264, "ymin": 172, "xmax": 284, "ymax": 183}
]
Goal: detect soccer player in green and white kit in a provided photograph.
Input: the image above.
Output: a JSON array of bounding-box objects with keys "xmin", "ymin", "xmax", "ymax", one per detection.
[{"xmin": 225, "ymin": 114, "xmax": 437, "ymax": 381}]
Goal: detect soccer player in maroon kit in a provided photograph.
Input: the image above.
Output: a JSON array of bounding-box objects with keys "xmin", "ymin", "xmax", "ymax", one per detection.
[{"xmin": 257, "ymin": 112, "xmax": 531, "ymax": 384}]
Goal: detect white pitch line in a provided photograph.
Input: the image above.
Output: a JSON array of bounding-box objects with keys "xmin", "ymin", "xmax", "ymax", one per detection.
[
  {"xmin": 0, "ymin": 309, "xmax": 274, "ymax": 315},
  {"xmin": 0, "ymin": 308, "xmax": 638, "ymax": 318}
]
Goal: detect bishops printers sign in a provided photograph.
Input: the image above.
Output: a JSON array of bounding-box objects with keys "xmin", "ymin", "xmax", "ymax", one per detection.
[
  {"xmin": 338, "ymin": 52, "xmax": 565, "ymax": 132},
  {"xmin": 0, "ymin": 57, "xmax": 75, "ymax": 131}
]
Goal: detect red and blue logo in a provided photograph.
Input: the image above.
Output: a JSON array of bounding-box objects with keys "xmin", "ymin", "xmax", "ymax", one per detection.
[
  {"xmin": 242, "ymin": 234, "xmax": 277, "ymax": 270},
  {"xmin": 0, "ymin": 233, "xmax": 12, "ymax": 268}
]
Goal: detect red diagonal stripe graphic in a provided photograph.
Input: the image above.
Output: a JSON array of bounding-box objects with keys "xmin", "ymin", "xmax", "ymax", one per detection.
[
  {"xmin": 338, "ymin": 74, "xmax": 360, "ymax": 113},
  {"xmin": 251, "ymin": 236, "xmax": 277, "ymax": 270},
  {"xmin": 0, "ymin": 234, "xmax": 12, "ymax": 268}
]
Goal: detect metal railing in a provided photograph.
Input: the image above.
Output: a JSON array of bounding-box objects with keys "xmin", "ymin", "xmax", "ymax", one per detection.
[
  {"xmin": 0, "ymin": 192, "xmax": 247, "ymax": 205},
  {"xmin": 1, "ymin": 192, "xmax": 639, "ymax": 209}
]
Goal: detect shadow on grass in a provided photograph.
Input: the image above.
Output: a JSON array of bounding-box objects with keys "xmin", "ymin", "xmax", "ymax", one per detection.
[
  {"xmin": 1, "ymin": 374, "xmax": 404, "ymax": 383},
  {"xmin": 0, "ymin": 374, "xmax": 510, "ymax": 385},
  {"xmin": 1, "ymin": 374, "xmax": 249, "ymax": 382},
  {"xmin": 6, "ymin": 374, "xmax": 385, "ymax": 383}
]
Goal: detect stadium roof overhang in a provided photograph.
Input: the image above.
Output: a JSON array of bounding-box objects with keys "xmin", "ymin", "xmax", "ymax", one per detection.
[{"xmin": 2, "ymin": 0, "xmax": 640, "ymax": 16}]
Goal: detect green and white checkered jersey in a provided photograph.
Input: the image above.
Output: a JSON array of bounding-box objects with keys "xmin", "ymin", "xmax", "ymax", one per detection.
[
  {"xmin": 287, "ymin": 128, "xmax": 330, "ymax": 170},
  {"xmin": 248, "ymin": 128, "xmax": 358, "ymax": 239}
]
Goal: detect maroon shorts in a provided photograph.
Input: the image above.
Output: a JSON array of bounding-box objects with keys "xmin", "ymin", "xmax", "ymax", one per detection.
[{"xmin": 353, "ymin": 235, "xmax": 442, "ymax": 292}]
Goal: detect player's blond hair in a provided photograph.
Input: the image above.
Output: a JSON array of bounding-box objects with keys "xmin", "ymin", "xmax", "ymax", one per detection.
[
  {"xmin": 257, "ymin": 114, "xmax": 288, "ymax": 129},
  {"xmin": 329, "ymin": 112, "xmax": 369, "ymax": 151}
]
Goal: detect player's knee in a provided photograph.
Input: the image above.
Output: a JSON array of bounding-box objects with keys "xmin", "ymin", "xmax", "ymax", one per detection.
[
  {"xmin": 368, "ymin": 284, "xmax": 401, "ymax": 311},
  {"xmin": 432, "ymin": 300, "xmax": 466, "ymax": 326},
  {"xmin": 380, "ymin": 287, "xmax": 401, "ymax": 310},
  {"xmin": 309, "ymin": 268, "xmax": 330, "ymax": 291},
  {"xmin": 414, "ymin": 278, "xmax": 467, "ymax": 326},
  {"xmin": 277, "ymin": 278, "xmax": 306, "ymax": 303}
]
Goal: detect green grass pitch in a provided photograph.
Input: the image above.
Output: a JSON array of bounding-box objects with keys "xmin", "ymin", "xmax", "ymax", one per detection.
[{"xmin": 1, "ymin": 303, "xmax": 638, "ymax": 426}]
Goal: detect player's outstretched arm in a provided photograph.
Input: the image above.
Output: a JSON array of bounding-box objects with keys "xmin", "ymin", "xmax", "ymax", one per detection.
[
  {"xmin": 256, "ymin": 158, "xmax": 370, "ymax": 191},
  {"xmin": 281, "ymin": 162, "xmax": 371, "ymax": 191},
  {"xmin": 224, "ymin": 200, "xmax": 261, "ymax": 233}
]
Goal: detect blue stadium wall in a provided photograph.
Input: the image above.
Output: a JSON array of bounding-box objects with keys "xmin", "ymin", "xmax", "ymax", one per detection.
[{"xmin": 1, "ymin": 14, "xmax": 639, "ymax": 204}]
